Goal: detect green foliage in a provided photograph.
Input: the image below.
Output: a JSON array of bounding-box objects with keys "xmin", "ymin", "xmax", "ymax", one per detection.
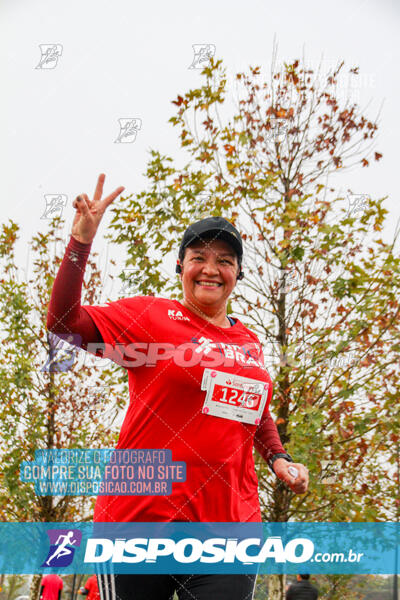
[{"xmin": 0, "ymin": 217, "xmax": 128, "ymax": 521}]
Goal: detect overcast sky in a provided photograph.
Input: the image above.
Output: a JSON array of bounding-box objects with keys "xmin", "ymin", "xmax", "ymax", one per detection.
[{"xmin": 1, "ymin": 0, "xmax": 399, "ymax": 284}]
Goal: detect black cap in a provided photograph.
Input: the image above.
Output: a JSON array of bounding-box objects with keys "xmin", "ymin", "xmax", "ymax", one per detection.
[{"xmin": 178, "ymin": 216, "xmax": 243, "ymax": 264}]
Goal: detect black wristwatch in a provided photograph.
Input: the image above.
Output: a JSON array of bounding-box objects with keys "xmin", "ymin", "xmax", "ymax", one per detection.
[{"xmin": 268, "ymin": 452, "xmax": 294, "ymax": 474}]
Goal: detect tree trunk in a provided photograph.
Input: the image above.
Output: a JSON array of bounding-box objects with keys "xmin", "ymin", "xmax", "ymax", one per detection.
[
  {"xmin": 30, "ymin": 574, "xmax": 42, "ymax": 600},
  {"xmin": 268, "ymin": 574, "xmax": 286, "ymax": 600}
]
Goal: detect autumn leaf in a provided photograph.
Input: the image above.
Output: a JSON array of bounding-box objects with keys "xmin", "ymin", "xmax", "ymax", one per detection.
[
  {"xmin": 172, "ymin": 95, "xmax": 184, "ymax": 106},
  {"xmin": 224, "ymin": 144, "xmax": 235, "ymax": 155}
]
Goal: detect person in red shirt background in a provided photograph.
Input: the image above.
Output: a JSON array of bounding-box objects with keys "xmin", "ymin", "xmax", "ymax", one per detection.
[
  {"xmin": 39, "ymin": 574, "xmax": 63, "ymax": 600},
  {"xmin": 46, "ymin": 173, "xmax": 309, "ymax": 600},
  {"xmin": 78, "ymin": 575, "xmax": 100, "ymax": 600}
]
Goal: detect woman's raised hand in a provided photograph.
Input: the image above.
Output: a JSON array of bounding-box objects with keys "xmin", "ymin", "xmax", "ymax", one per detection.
[{"xmin": 71, "ymin": 173, "xmax": 125, "ymax": 244}]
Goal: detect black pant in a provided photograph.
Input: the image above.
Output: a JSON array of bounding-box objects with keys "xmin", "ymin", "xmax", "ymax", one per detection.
[{"xmin": 97, "ymin": 572, "xmax": 257, "ymax": 600}]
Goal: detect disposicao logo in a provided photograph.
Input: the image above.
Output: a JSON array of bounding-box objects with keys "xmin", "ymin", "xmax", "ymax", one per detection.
[
  {"xmin": 41, "ymin": 529, "xmax": 82, "ymax": 567},
  {"xmin": 83, "ymin": 536, "xmax": 314, "ymax": 564}
]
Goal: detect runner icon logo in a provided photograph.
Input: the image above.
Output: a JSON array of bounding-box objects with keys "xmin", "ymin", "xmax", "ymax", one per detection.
[{"xmin": 41, "ymin": 529, "xmax": 82, "ymax": 567}]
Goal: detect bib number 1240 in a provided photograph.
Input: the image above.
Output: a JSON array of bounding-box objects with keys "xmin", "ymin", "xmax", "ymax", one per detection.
[{"xmin": 218, "ymin": 386, "xmax": 261, "ymax": 410}]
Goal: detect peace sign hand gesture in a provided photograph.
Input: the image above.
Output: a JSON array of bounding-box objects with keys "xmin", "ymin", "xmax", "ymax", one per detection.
[{"xmin": 71, "ymin": 173, "xmax": 125, "ymax": 244}]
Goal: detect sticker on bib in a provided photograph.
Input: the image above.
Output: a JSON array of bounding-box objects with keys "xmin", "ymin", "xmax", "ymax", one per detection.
[{"xmin": 200, "ymin": 369, "xmax": 269, "ymax": 425}]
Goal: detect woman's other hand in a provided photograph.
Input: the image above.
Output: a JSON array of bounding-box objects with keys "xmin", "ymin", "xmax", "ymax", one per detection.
[{"xmin": 273, "ymin": 459, "xmax": 309, "ymax": 494}]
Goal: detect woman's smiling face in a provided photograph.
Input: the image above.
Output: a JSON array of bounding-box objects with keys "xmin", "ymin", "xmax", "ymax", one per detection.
[{"xmin": 180, "ymin": 238, "xmax": 239, "ymax": 313}]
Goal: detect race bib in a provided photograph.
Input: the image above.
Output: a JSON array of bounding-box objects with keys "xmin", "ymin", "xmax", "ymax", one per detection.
[{"xmin": 200, "ymin": 368, "xmax": 269, "ymax": 425}]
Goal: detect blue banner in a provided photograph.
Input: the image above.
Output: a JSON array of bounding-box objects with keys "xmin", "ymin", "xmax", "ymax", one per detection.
[{"xmin": 0, "ymin": 522, "xmax": 398, "ymax": 574}]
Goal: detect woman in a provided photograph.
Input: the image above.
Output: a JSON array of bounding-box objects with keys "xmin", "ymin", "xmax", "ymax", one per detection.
[{"xmin": 47, "ymin": 173, "xmax": 308, "ymax": 600}]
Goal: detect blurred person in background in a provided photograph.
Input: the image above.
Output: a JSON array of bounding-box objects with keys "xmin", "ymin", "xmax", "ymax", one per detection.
[
  {"xmin": 39, "ymin": 575, "xmax": 63, "ymax": 600},
  {"xmin": 286, "ymin": 574, "xmax": 319, "ymax": 600}
]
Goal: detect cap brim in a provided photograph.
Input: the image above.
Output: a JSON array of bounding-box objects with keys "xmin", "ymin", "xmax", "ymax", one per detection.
[{"xmin": 184, "ymin": 228, "xmax": 242, "ymax": 260}]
